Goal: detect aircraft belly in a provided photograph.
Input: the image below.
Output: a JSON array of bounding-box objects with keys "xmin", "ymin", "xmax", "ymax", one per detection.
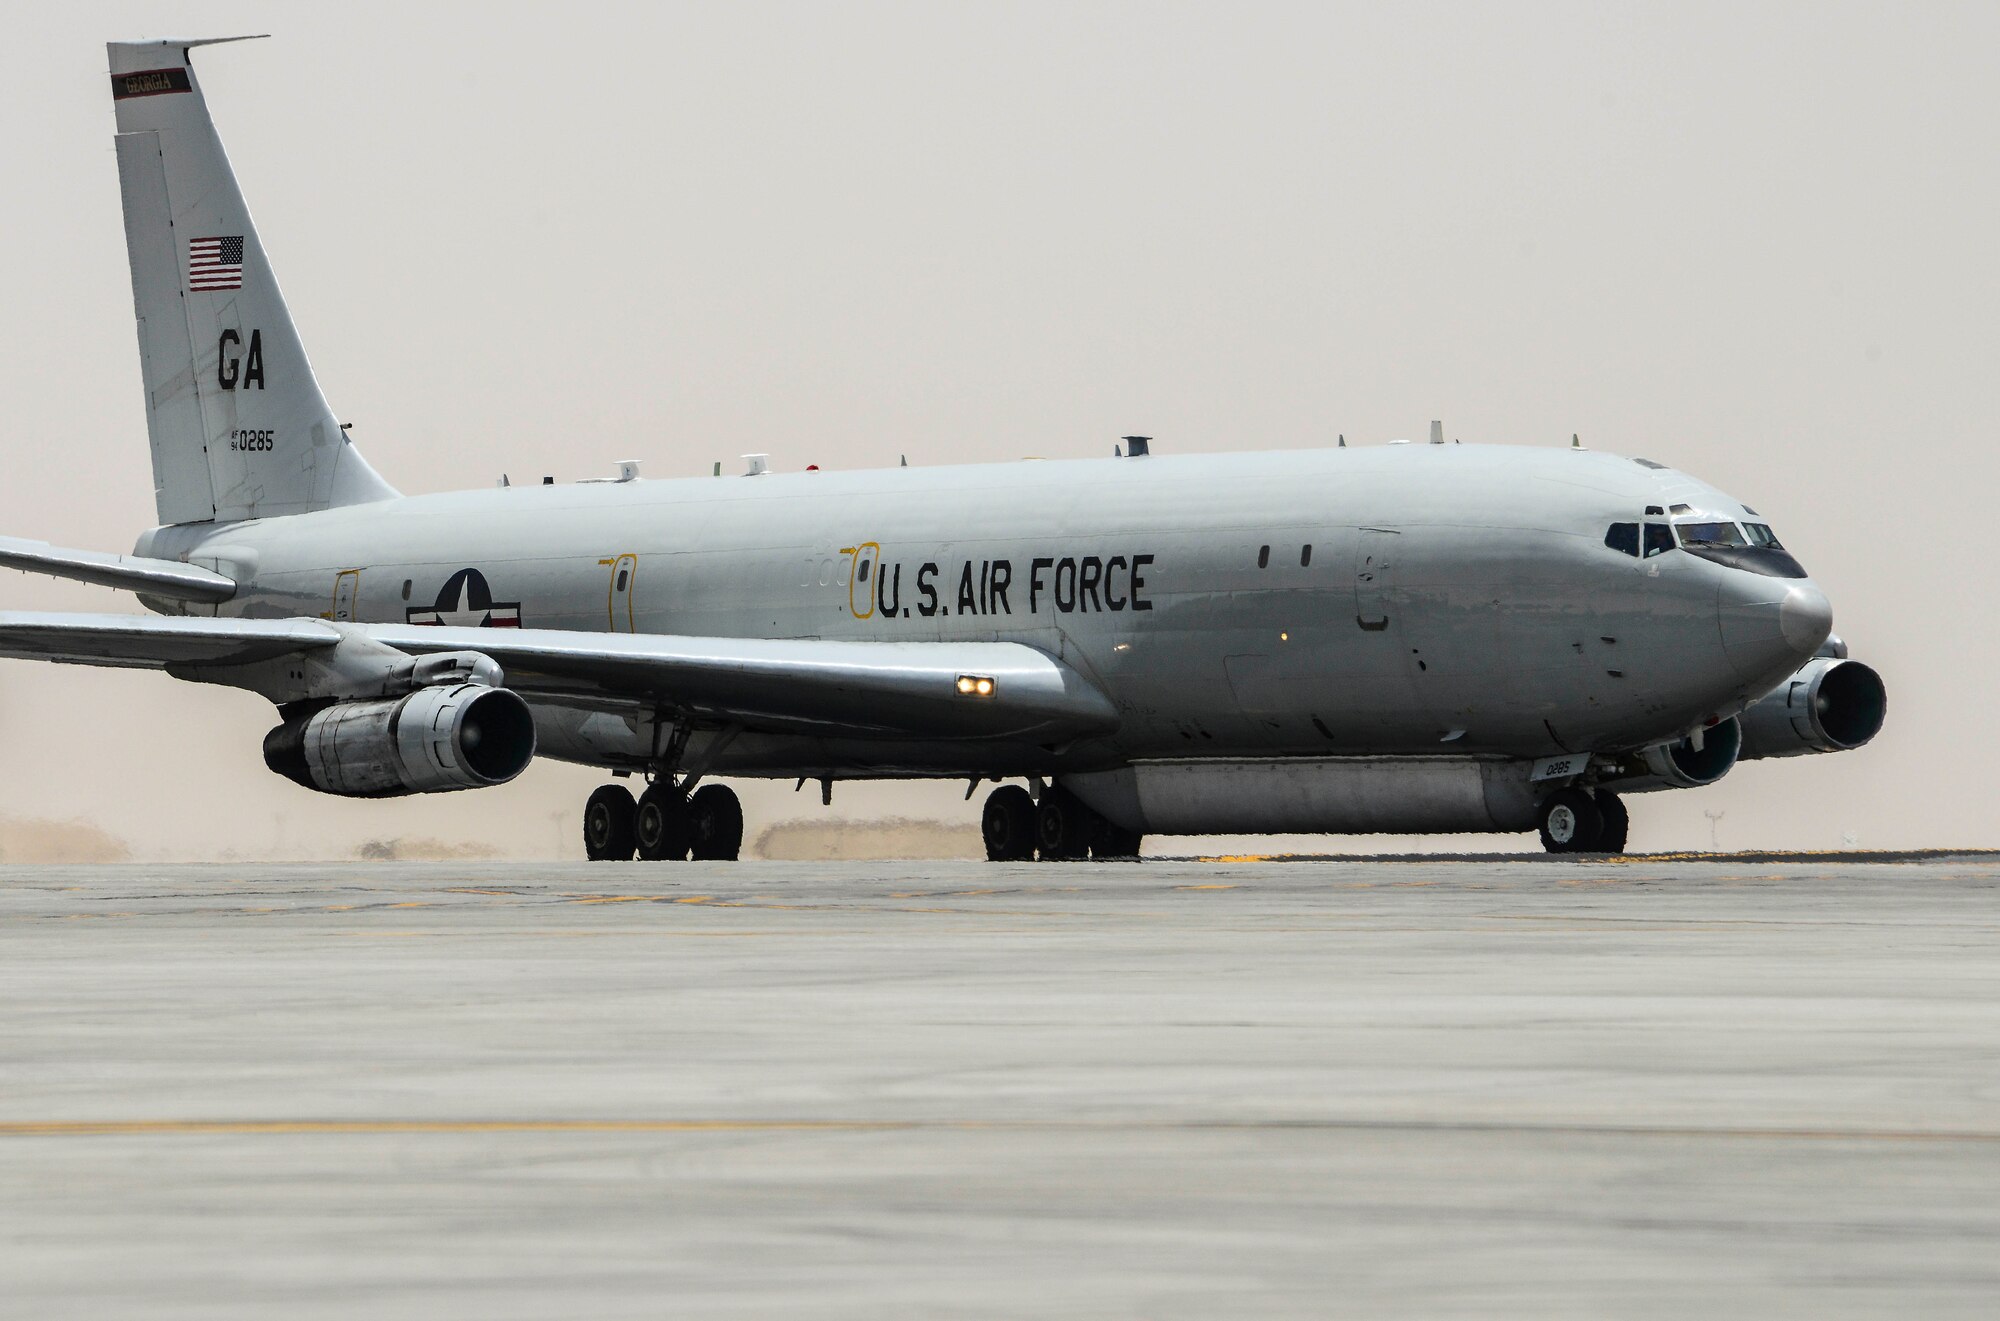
[{"xmin": 1064, "ymin": 758, "xmax": 1542, "ymax": 836}]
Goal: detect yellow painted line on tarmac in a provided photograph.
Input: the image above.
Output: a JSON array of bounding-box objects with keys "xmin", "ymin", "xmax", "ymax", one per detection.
[
  {"xmin": 1175, "ymin": 884, "xmax": 1239, "ymax": 891},
  {"xmin": 570, "ymin": 895, "xmax": 653, "ymax": 905}
]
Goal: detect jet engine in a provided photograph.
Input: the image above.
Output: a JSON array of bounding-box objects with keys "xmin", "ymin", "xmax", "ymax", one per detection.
[
  {"xmin": 1737, "ymin": 657, "xmax": 1887, "ymax": 761},
  {"xmin": 263, "ymin": 682, "xmax": 537, "ymax": 797},
  {"xmin": 1599, "ymin": 717, "xmax": 1743, "ymax": 793}
]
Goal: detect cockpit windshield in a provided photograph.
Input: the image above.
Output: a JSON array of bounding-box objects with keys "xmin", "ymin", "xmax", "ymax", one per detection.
[
  {"xmin": 1673, "ymin": 519, "xmax": 1807, "ymax": 579},
  {"xmin": 1675, "ymin": 521, "xmax": 1747, "ymax": 548},
  {"xmin": 1603, "ymin": 516, "xmax": 1806, "ymax": 577}
]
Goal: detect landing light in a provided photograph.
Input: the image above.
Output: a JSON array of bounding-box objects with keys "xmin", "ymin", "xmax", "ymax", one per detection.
[{"xmin": 956, "ymin": 675, "xmax": 996, "ymax": 697}]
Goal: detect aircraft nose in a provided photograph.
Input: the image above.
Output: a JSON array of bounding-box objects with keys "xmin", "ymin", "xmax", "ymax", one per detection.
[{"xmin": 1718, "ymin": 579, "xmax": 1832, "ymax": 683}]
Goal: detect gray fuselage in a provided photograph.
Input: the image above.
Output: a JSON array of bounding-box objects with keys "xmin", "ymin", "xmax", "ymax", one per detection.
[{"xmin": 137, "ymin": 443, "xmax": 1831, "ymax": 780}]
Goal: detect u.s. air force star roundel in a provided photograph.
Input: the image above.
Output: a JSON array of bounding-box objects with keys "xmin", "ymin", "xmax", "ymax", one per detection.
[{"xmin": 405, "ymin": 568, "xmax": 521, "ymax": 627}]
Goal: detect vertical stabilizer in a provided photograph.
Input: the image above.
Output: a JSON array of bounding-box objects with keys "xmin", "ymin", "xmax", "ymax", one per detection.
[{"xmin": 109, "ymin": 39, "xmax": 397, "ymax": 524}]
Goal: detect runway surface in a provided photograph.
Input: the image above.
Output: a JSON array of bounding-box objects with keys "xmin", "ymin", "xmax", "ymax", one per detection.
[{"xmin": 3, "ymin": 856, "xmax": 1999, "ymax": 1318}]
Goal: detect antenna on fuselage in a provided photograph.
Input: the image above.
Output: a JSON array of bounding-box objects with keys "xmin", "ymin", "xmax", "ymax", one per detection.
[
  {"xmin": 1337, "ymin": 434, "xmax": 1345, "ymax": 447},
  {"xmin": 1429, "ymin": 421, "xmax": 1444, "ymax": 445},
  {"xmin": 1572, "ymin": 433, "xmax": 1585, "ymax": 449}
]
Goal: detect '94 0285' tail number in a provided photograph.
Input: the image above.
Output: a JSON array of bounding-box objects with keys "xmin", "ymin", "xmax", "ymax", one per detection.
[{"xmin": 229, "ymin": 429, "xmax": 274, "ymax": 452}]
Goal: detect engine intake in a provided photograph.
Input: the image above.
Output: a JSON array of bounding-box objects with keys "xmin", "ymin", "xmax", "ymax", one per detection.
[
  {"xmin": 1738, "ymin": 657, "xmax": 1887, "ymax": 760},
  {"xmin": 1599, "ymin": 717, "xmax": 1743, "ymax": 793},
  {"xmin": 264, "ymin": 683, "xmax": 537, "ymax": 797},
  {"xmin": 1639, "ymin": 717, "xmax": 1742, "ymax": 787}
]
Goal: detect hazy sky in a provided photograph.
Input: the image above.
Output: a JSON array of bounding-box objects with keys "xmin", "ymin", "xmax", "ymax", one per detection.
[{"xmin": 0, "ymin": 2, "xmax": 1992, "ymax": 858}]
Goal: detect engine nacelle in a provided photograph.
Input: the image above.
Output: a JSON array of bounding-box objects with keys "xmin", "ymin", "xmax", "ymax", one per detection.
[
  {"xmin": 1738, "ymin": 657, "xmax": 1887, "ymax": 761},
  {"xmin": 263, "ymin": 683, "xmax": 537, "ymax": 797},
  {"xmin": 1599, "ymin": 717, "xmax": 1743, "ymax": 793}
]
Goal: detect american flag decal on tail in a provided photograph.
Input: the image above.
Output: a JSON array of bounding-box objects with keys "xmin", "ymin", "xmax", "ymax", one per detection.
[{"xmin": 188, "ymin": 236, "xmax": 245, "ymax": 291}]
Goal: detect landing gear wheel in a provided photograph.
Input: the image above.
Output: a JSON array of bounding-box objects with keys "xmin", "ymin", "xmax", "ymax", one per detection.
[
  {"xmin": 635, "ymin": 783, "xmax": 692, "ymax": 861},
  {"xmin": 981, "ymin": 785, "xmax": 1037, "ymax": 861},
  {"xmin": 1093, "ymin": 825, "xmax": 1144, "ymax": 859},
  {"xmin": 687, "ymin": 784, "xmax": 744, "ymax": 861},
  {"xmin": 1592, "ymin": 789, "xmax": 1629, "ymax": 855},
  {"xmin": 583, "ymin": 784, "xmax": 637, "ymax": 861},
  {"xmin": 1035, "ymin": 787, "xmax": 1092, "ymax": 861},
  {"xmin": 1538, "ymin": 787, "xmax": 1604, "ymax": 855}
]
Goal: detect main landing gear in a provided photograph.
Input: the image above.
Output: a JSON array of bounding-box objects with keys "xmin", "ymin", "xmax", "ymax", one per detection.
[
  {"xmin": 982, "ymin": 783, "xmax": 1143, "ymax": 862},
  {"xmin": 584, "ymin": 780, "xmax": 743, "ymax": 861},
  {"xmin": 1537, "ymin": 786, "xmax": 1628, "ymax": 855}
]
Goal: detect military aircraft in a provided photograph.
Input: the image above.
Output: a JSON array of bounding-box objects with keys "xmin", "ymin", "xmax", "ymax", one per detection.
[{"xmin": 0, "ymin": 39, "xmax": 1885, "ymax": 861}]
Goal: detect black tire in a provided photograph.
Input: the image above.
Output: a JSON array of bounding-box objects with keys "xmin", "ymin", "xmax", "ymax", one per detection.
[
  {"xmin": 981, "ymin": 785, "xmax": 1037, "ymax": 861},
  {"xmin": 1538, "ymin": 787, "xmax": 1603, "ymax": 854},
  {"xmin": 635, "ymin": 783, "xmax": 692, "ymax": 862},
  {"xmin": 1592, "ymin": 789, "xmax": 1630, "ymax": 854},
  {"xmin": 583, "ymin": 784, "xmax": 637, "ymax": 861},
  {"xmin": 687, "ymin": 784, "xmax": 745, "ymax": 861},
  {"xmin": 1093, "ymin": 825, "xmax": 1144, "ymax": 859},
  {"xmin": 1035, "ymin": 787, "xmax": 1092, "ymax": 861}
]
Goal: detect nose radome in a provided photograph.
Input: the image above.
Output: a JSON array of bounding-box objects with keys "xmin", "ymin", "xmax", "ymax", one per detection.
[{"xmin": 1718, "ymin": 580, "xmax": 1833, "ymax": 684}]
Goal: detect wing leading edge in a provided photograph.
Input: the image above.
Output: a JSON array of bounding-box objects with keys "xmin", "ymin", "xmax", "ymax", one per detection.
[{"xmin": 0, "ymin": 613, "xmax": 1120, "ymax": 742}]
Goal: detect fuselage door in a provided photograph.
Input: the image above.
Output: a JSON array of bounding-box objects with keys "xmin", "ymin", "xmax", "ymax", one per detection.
[
  {"xmin": 1354, "ymin": 528, "xmax": 1398, "ymax": 631},
  {"xmin": 331, "ymin": 569, "xmax": 360, "ymax": 622},
  {"xmin": 602, "ymin": 554, "xmax": 638, "ymax": 633},
  {"xmin": 847, "ymin": 542, "xmax": 881, "ymax": 621}
]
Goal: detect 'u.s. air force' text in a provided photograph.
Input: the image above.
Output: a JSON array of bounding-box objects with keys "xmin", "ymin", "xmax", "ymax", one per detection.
[{"xmin": 851, "ymin": 554, "xmax": 1154, "ymax": 620}]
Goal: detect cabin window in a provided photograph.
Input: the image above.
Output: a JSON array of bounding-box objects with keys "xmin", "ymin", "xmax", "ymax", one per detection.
[
  {"xmin": 400, "ymin": 578, "xmax": 412, "ymax": 600},
  {"xmin": 1257, "ymin": 545, "xmax": 1270, "ymax": 568},
  {"xmin": 1643, "ymin": 524, "xmax": 1675, "ymax": 557},
  {"xmin": 1299, "ymin": 544, "xmax": 1312, "ymax": 567},
  {"xmin": 1603, "ymin": 523, "xmax": 1640, "ymax": 557}
]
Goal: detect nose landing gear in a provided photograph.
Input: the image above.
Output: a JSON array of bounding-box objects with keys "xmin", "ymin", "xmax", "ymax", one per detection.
[{"xmin": 1537, "ymin": 786, "xmax": 1628, "ymax": 854}]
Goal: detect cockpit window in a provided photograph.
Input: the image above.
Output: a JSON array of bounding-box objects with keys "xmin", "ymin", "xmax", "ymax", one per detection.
[
  {"xmin": 1676, "ymin": 521, "xmax": 1748, "ymax": 548},
  {"xmin": 1604, "ymin": 523, "xmax": 1639, "ymax": 557},
  {"xmin": 1643, "ymin": 523, "xmax": 1674, "ymax": 557},
  {"xmin": 1674, "ymin": 519, "xmax": 1808, "ymax": 578}
]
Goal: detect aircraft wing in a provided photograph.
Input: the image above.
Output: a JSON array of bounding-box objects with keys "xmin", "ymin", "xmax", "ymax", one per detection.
[
  {"xmin": 0, "ymin": 537, "xmax": 237, "ymax": 603},
  {"xmin": 0, "ymin": 612, "xmax": 1119, "ymax": 741}
]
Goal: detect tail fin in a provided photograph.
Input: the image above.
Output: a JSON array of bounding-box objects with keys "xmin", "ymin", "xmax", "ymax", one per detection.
[{"xmin": 110, "ymin": 39, "xmax": 397, "ymax": 525}]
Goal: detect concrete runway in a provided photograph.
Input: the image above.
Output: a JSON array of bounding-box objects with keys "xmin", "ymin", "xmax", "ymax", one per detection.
[{"xmin": 3, "ymin": 856, "xmax": 1999, "ymax": 1318}]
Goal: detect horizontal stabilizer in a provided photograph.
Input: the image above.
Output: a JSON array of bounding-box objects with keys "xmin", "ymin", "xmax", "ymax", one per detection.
[
  {"xmin": 0, "ymin": 611, "xmax": 328, "ymax": 666},
  {"xmin": 0, "ymin": 536, "xmax": 237, "ymax": 603}
]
